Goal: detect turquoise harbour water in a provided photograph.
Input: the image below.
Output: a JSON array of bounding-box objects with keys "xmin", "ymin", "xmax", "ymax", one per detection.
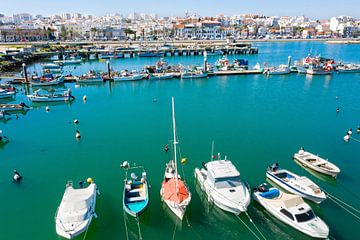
[{"xmin": 1, "ymin": 42, "xmax": 360, "ymax": 240}]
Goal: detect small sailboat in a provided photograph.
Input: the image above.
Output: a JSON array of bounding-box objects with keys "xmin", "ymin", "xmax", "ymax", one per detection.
[
  {"xmin": 55, "ymin": 179, "xmax": 98, "ymax": 239},
  {"xmin": 293, "ymin": 148, "xmax": 340, "ymax": 178},
  {"xmin": 160, "ymin": 97, "xmax": 191, "ymax": 220},
  {"xmin": 266, "ymin": 163, "xmax": 326, "ymax": 204},
  {"xmin": 122, "ymin": 162, "xmax": 150, "ymax": 217},
  {"xmin": 253, "ymin": 183, "xmax": 329, "ymax": 238},
  {"xmin": 194, "ymin": 146, "xmax": 251, "ymax": 215}
]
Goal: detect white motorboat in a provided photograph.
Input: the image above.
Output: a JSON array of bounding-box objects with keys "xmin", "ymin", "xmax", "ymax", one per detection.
[
  {"xmin": 27, "ymin": 89, "xmax": 75, "ymax": 102},
  {"xmin": 113, "ymin": 71, "xmax": 145, "ymax": 81},
  {"xmin": 181, "ymin": 71, "xmax": 208, "ymax": 79},
  {"xmin": 337, "ymin": 64, "xmax": 360, "ymax": 73},
  {"xmin": 151, "ymin": 73, "xmax": 174, "ymax": 80},
  {"xmin": 293, "ymin": 148, "xmax": 340, "ymax": 178},
  {"xmin": 77, "ymin": 72, "xmax": 103, "ymax": 84},
  {"xmin": 55, "ymin": 180, "xmax": 98, "ymax": 239},
  {"xmin": 195, "ymin": 151, "xmax": 250, "ymax": 215},
  {"xmin": 160, "ymin": 97, "xmax": 191, "ymax": 220},
  {"xmin": 253, "ymin": 183, "xmax": 329, "ymax": 238},
  {"xmin": 265, "ymin": 64, "xmax": 291, "ymax": 75},
  {"xmin": 266, "ymin": 163, "xmax": 326, "ymax": 204},
  {"xmin": 0, "ymin": 89, "xmax": 16, "ymax": 99}
]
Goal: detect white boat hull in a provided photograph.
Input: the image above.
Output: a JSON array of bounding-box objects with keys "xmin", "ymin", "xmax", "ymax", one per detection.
[
  {"xmin": 113, "ymin": 75, "xmax": 144, "ymax": 81},
  {"xmin": 194, "ymin": 168, "xmax": 249, "ymax": 215},
  {"xmin": 266, "ymin": 171, "xmax": 326, "ymax": 204},
  {"xmin": 0, "ymin": 92, "xmax": 15, "ymax": 99}
]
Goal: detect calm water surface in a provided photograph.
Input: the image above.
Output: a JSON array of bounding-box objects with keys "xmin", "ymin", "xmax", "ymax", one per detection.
[{"xmin": 1, "ymin": 42, "xmax": 360, "ymax": 240}]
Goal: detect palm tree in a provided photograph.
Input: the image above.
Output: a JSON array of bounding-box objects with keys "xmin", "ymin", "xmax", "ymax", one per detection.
[{"xmin": 90, "ymin": 27, "xmax": 97, "ymax": 40}]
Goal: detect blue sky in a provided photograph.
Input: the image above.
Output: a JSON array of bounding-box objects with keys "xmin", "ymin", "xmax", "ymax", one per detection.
[{"xmin": 1, "ymin": 0, "xmax": 358, "ymax": 18}]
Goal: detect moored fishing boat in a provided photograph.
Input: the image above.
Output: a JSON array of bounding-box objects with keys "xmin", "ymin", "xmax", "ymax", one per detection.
[
  {"xmin": 160, "ymin": 97, "xmax": 191, "ymax": 220},
  {"xmin": 253, "ymin": 183, "xmax": 329, "ymax": 238},
  {"xmin": 27, "ymin": 88, "xmax": 75, "ymax": 102},
  {"xmin": 337, "ymin": 63, "xmax": 360, "ymax": 73},
  {"xmin": 55, "ymin": 179, "xmax": 98, "ymax": 239},
  {"xmin": 113, "ymin": 70, "xmax": 145, "ymax": 81},
  {"xmin": 293, "ymin": 148, "xmax": 340, "ymax": 178},
  {"xmin": 194, "ymin": 147, "xmax": 250, "ymax": 215},
  {"xmin": 181, "ymin": 71, "xmax": 208, "ymax": 79},
  {"xmin": 0, "ymin": 89, "xmax": 16, "ymax": 99},
  {"xmin": 306, "ymin": 65, "xmax": 333, "ymax": 75},
  {"xmin": 77, "ymin": 71, "xmax": 103, "ymax": 84},
  {"xmin": 31, "ymin": 75, "xmax": 63, "ymax": 87},
  {"xmin": 266, "ymin": 163, "xmax": 326, "ymax": 204},
  {"xmin": 121, "ymin": 162, "xmax": 149, "ymax": 217},
  {"xmin": 265, "ymin": 65, "xmax": 291, "ymax": 75},
  {"xmin": 0, "ymin": 102, "xmax": 29, "ymax": 111},
  {"xmin": 151, "ymin": 72, "xmax": 174, "ymax": 80}
]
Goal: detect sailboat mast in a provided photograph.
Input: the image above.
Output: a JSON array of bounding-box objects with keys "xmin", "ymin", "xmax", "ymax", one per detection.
[{"xmin": 172, "ymin": 97, "xmax": 179, "ymax": 195}]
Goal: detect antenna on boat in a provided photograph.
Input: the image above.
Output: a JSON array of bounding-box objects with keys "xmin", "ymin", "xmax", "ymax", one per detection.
[
  {"xmin": 171, "ymin": 96, "xmax": 179, "ymax": 195},
  {"xmin": 210, "ymin": 140, "xmax": 214, "ymax": 161}
]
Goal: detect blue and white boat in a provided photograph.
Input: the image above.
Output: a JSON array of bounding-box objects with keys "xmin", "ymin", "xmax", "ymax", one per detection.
[
  {"xmin": 266, "ymin": 163, "xmax": 326, "ymax": 204},
  {"xmin": 122, "ymin": 162, "xmax": 149, "ymax": 217}
]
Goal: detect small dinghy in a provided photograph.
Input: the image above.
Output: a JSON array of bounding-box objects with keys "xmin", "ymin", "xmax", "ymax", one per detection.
[
  {"xmin": 253, "ymin": 183, "xmax": 329, "ymax": 238},
  {"xmin": 0, "ymin": 102, "xmax": 29, "ymax": 112},
  {"xmin": 266, "ymin": 163, "xmax": 326, "ymax": 204},
  {"xmin": 0, "ymin": 89, "xmax": 16, "ymax": 99},
  {"xmin": 122, "ymin": 162, "xmax": 149, "ymax": 217},
  {"xmin": 293, "ymin": 148, "xmax": 340, "ymax": 178},
  {"xmin": 195, "ymin": 151, "xmax": 250, "ymax": 215},
  {"xmin": 55, "ymin": 180, "xmax": 98, "ymax": 239}
]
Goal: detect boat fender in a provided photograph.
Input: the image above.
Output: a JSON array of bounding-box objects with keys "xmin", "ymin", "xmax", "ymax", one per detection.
[
  {"xmin": 347, "ymin": 128, "xmax": 352, "ymax": 135},
  {"xmin": 344, "ymin": 134, "xmax": 350, "ymax": 142},
  {"xmin": 76, "ymin": 130, "xmax": 81, "ymax": 139},
  {"xmin": 87, "ymin": 177, "xmax": 93, "ymax": 184},
  {"xmin": 121, "ymin": 161, "xmax": 129, "ymax": 169},
  {"xmin": 181, "ymin": 158, "xmax": 187, "ymax": 164}
]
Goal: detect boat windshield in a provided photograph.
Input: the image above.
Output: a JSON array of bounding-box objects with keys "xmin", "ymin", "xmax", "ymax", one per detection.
[
  {"xmin": 295, "ymin": 210, "xmax": 315, "ymax": 222},
  {"xmin": 214, "ymin": 176, "xmax": 242, "ymax": 189}
]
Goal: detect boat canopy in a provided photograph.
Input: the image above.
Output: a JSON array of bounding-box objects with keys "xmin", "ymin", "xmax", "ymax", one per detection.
[
  {"xmin": 162, "ymin": 178, "xmax": 189, "ymax": 204},
  {"xmin": 207, "ymin": 160, "xmax": 240, "ymax": 179}
]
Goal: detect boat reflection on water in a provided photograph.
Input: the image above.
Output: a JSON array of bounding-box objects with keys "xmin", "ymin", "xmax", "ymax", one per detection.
[
  {"xmin": 161, "ymin": 201, "xmax": 184, "ymax": 231},
  {"xmin": 122, "ymin": 210, "xmax": 150, "ymax": 240}
]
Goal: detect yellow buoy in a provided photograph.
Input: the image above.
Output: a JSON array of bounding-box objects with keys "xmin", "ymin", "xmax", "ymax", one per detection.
[
  {"xmin": 181, "ymin": 158, "xmax": 187, "ymax": 164},
  {"xmin": 83, "ymin": 95, "xmax": 87, "ymax": 101},
  {"xmin": 87, "ymin": 178, "xmax": 93, "ymax": 184}
]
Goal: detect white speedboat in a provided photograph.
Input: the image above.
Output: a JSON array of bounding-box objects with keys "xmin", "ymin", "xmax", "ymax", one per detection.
[
  {"xmin": 55, "ymin": 180, "xmax": 98, "ymax": 239},
  {"xmin": 253, "ymin": 183, "xmax": 329, "ymax": 238},
  {"xmin": 181, "ymin": 71, "xmax": 208, "ymax": 79},
  {"xmin": 113, "ymin": 71, "xmax": 144, "ymax": 81},
  {"xmin": 27, "ymin": 89, "xmax": 75, "ymax": 102},
  {"xmin": 195, "ymin": 153, "xmax": 250, "ymax": 215},
  {"xmin": 0, "ymin": 89, "xmax": 15, "ymax": 99},
  {"xmin": 265, "ymin": 65, "xmax": 290, "ymax": 75},
  {"xmin": 337, "ymin": 64, "xmax": 360, "ymax": 73},
  {"xmin": 293, "ymin": 148, "xmax": 340, "ymax": 178},
  {"xmin": 152, "ymin": 73, "xmax": 174, "ymax": 80},
  {"xmin": 160, "ymin": 97, "xmax": 191, "ymax": 220},
  {"xmin": 266, "ymin": 163, "xmax": 326, "ymax": 204}
]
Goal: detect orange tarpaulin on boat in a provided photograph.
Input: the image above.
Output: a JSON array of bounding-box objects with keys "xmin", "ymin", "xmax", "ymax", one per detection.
[{"xmin": 162, "ymin": 178, "xmax": 189, "ymax": 204}]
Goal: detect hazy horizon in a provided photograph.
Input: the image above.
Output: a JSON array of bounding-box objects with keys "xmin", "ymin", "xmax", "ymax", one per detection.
[{"xmin": 0, "ymin": 0, "xmax": 359, "ymax": 19}]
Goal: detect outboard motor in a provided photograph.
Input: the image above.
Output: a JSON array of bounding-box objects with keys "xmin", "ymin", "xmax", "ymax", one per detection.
[{"xmin": 201, "ymin": 162, "xmax": 207, "ymax": 170}]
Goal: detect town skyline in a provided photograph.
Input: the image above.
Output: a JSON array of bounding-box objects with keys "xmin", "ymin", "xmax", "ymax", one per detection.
[{"xmin": 1, "ymin": 0, "xmax": 359, "ymax": 19}]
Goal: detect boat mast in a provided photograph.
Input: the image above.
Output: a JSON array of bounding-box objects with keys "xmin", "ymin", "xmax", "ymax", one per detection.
[{"xmin": 172, "ymin": 97, "xmax": 179, "ymax": 195}]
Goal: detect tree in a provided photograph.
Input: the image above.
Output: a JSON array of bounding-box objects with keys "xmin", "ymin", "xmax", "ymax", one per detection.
[
  {"xmin": 90, "ymin": 27, "xmax": 97, "ymax": 40},
  {"xmin": 60, "ymin": 25, "xmax": 67, "ymax": 40}
]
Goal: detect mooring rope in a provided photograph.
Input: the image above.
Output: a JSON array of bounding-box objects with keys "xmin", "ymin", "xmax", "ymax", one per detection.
[
  {"xmin": 81, "ymin": 223, "xmax": 90, "ymax": 240},
  {"xmin": 350, "ymin": 136, "xmax": 360, "ymax": 143},
  {"xmin": 185, "ymin": 216, "xmax": 203, "ymax": 240},
  {"xmin": 326, "ymin": 194, "xmax": 360, "ymax": 221},
  {"xmin": 326, "ymin": 192, "xmax": 360, "ymax": 214},
  {"xmin": 136, "ymin": 217, "xmax": 143, "ymax": 240},
  {"xmin": 172, "ymin": 218, "xmax": 178, "ymax": 240},
  {"xmin": 235, "ymin": 215, "xmax": 262, "ymax": 240},
  {"xmin": 123, "ymin": 210, "xmax": 129, "ymax": 240},
  {"xmin": 245, "ymin": 211, "xmax": 267, "ymax": 240}
]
